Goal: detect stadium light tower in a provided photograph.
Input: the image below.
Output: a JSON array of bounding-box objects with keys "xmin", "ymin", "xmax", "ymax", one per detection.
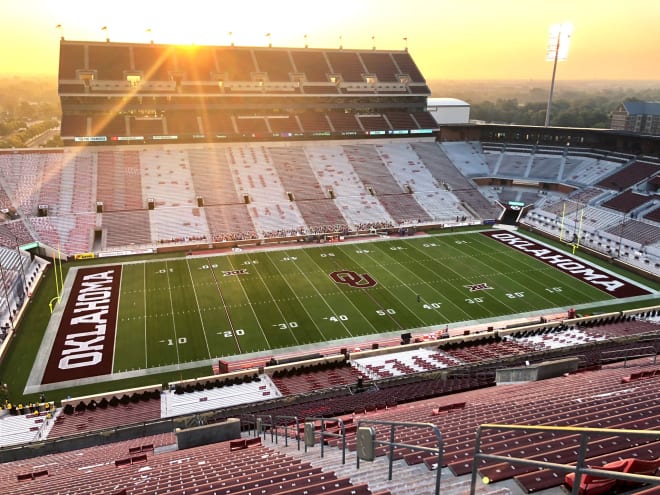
[{"xmin": 544, "ymin": 22, "xmax": 573, "ymax": 127}]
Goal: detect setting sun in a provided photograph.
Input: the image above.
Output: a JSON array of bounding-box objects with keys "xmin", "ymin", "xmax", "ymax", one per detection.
[{"xmin": 1, "ymin": 0, "xmax": 660, "ymax": 80}]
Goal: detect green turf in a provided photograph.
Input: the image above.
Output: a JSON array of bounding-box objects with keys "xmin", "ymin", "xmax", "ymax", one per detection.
[
  {"xmin": 1, "ymin": 228, "xmax": 657, "ymax": 403},
  {"xmin": 109, "ymin": 231, "xmax": 636, "ymax": 372}
]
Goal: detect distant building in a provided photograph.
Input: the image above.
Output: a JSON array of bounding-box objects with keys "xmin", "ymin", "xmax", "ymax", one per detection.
[
  {"xmin": 426, "ymin": 97, "xmax": 470, "ymax": 125},
  {"xmin": 610, "ymin": 100, "xmax": 660, "ymax": 136}
]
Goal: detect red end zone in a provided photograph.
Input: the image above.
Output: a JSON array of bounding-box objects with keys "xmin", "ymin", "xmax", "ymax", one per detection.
[
  {"xmin": 482, "ymin": 231, "xmax": 652, "ymax": 298},
  {"xmin": 42, "ymin": 265, "xmax": 122, "ymax": 384}
]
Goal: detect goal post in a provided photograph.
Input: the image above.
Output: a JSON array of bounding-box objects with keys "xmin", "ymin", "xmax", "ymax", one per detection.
[{"xmin": 558, "ymin": 200, "xmax": 585, "ymax": 254}]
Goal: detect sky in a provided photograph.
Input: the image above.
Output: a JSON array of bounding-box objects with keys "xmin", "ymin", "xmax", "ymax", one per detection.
[{"xmin": 1, "ymin": 0, "xmax": 659, "ymax": 81}]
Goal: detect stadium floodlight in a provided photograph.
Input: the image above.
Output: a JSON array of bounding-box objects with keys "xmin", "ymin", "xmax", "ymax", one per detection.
[{"xmin": 544, "ymin": 22, "xmax": 573, "ymax": 127}]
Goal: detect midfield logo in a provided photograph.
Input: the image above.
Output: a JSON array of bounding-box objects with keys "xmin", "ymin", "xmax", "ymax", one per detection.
[
  {"xmin": 223, "ymin": 269, "xmax": 248, "ymax": 276},
  {"xmin": 330, "ymin": 270, "xmax": 378, "ymax": 288},
  {"xmin": 464, "ymin": 282, "xmax": 494, "ymax": 292}
]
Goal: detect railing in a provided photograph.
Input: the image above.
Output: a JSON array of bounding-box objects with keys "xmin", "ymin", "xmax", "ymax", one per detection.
[
  {"xmin": 303, "ymin": 416, "xmax": 347, "ymax": 465},
  {"xmin": 600, "ymin": 346, "xmax": 657, "ymax": 366},
  {"xmin": 469, "ymin": 424, "xmax": 660, "ymax": 495},
  {"xmin": 243, "ymin": 414, "xmax": 302, "ymax": 450},
  {"xmin": 355, "ymin": 419, "xmax": 443, "ymax": 495}
]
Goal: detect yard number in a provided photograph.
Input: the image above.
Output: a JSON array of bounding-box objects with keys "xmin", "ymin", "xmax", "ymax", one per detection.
[
  {"xmin": 376, "ymin": 308, "xmax": 396, "ymax": 316},
  {"xmin": 222, "ymin": 329, "xmax": 245, "ymax": 338},
  {"xmin": 275, "ymin": 322, "xmax": 299, "ymax": 330}
]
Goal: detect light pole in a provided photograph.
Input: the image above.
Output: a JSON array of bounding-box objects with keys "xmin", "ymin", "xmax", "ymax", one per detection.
[{"xmin": 545, "ymin": 23, "xmax": 573, "ymax": 127}]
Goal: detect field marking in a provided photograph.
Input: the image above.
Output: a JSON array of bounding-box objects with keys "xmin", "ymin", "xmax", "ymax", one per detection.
[
  {"xmin": 438, "ymin": 236, "xmax": 557, "ymax": 316},
  {"xmin": 236, "ymin": 254, "xmax": 301, "ymax": 346},
  {"xmin": 312, "ymin": 247, "xmax": 410, "ymax": 332},
  {"xmin": 267, "ymin": 250, "xmax": 348, "ymax": 341},
  {"xmin": 185, "ymin": 258, "xmax": 212, "ymax": 359},
  {"xmin": 263, "ymin": 251, "xmax": 326, "ymax": 341},
  {"xmin": 163, "ymin": 260, "xmax": 181, "ymax": 364},
  {"xmin": 338, "ymin": 243, "xmax": 432, "ymax": 327},
  {"xmin": 110, "ymin": 266, "xmax": 124, "ymax": 375},
  {"xmin": 397, "ymin": 238, "xmax": 507, "ymax": 319},
  {"xmin": 206, "ymin": 257, "xmax": 244, "ymax": 354},
  {"xmin": 389, "ymin": 240, "xmax": 487, "ymax": 321},
  {"xmin": 470, "ymin": 234, "xmax": 601, "ymax": 308},
  {"xmin": 279, "ymin": 250, "xmax": 357, "ymax": 338},
  {"xmin": 282, "ymin": 245, "xmax": 384, "ymax": 335},
  {"xmin": 222, "ymin": 256, "xmax": 273, "ymax": 350},
  {"xmin": 143, "ymin": 262, "xmax": 147, "ymax": 368},
  {"xmin": 482, "ymin": 230, "xmax": 655, "ymax": 298}
]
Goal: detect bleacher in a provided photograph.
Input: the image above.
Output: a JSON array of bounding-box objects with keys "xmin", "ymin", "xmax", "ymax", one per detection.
[
  {"xmin": 601, "ymin": 190, "xmax": 653, "ymax": 213},
  {"xmin": 0, "ymin": 314, "xmax": 657, "ymax": 495},
  {"xmin": 596, "ymin": 161, "xmax": 660, "ymax": 191}
]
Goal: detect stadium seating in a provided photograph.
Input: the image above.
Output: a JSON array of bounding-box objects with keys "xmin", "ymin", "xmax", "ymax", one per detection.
[
  {"xmin": 4, "ymin": 38, "xmax": 650, "ymax": 495},
  {"xmin": 290, "ymin": 51, "xmax": 333, "ymax": 82},
  {"xmin": 596, "ymin": 161, "xmax": 660, "ymax": 191},
  {"xmin": 254, "ymin": 50, "xmax": 296, "ymax": 82},
  {"xmin": 602, "ymin": 190, "xmax": 653, "ymax": 213}
]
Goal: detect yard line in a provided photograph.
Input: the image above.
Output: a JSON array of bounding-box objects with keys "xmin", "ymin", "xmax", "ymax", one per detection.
[
  {"xmin": 326, "ymin": 244, "xmax": 425, "ymax": 329},
  {"xmin": 143, "ymin": 262, "xmax": 147, "ymax": 368},
  {"xmin": 206, "ymin": 257, "xmax": 243, "ymax": 354},
  {"xmin": 427, "ymin": 237, "xmax": 528, "ymax": 316},
  {"xmin": 398, "ymin": 240, "xmax": 494, "ymax": 320},
  {"xmin": 267, "ymin": 250, "xmax": 350, "ymax": 340},
  {"xmin": 164, "ymin": 260, "xmax": 181, "ymax": 364},
  {"xmin": 185, "ymin": 258, "xmax": 212, "ymax": 359},
  {"xmin": 235, "ymin": 254, "xmax": 301, "ymax": 346},
  {"xmin": 111, "ymin": 265, "xmax": 124, "ymax": 373},
  {"xmin": 356, "ymin": 241, "xmax": 466, "ymax": 322},
  {"xmin": 467, "ymin": 234, "xmax": 576, "ymax": 307},
  {"xmin": 297, "ymin": 249, "xmax": 380, "ymax": 334},
  {"xmin": 222, "ymin": 256, "xmax": 273, "ymax": 350},
  {"xmin": 308, "ymin": 246, "xmax": 407, "ymax": 332}
]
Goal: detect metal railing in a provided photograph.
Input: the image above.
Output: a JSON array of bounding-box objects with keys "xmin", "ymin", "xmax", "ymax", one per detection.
[
  {"xmin": 356, "ymin": 419, "xmax": 443, "ymax": 495},
  {"xmin": 469, "ymin": 424, "xmax": 660, "ymax": 495},
  {"xmin": 303, "ymin": 416, "xmax": 347, "ymax": 465}
]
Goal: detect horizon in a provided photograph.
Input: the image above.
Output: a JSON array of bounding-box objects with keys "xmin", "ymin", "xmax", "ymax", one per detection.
[
  {"xmin": 1, "ymin": 72, "xmax": 659, "ymax": 86},
  {"xmin": 1, "ymin": 0, "xmax": 660, "ymax": 81}
]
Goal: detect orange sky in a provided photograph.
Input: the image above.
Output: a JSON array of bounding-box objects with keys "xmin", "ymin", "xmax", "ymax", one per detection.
[{"xmin": 1, "ymin": 0, "xmax": 659, "ymax": 80}]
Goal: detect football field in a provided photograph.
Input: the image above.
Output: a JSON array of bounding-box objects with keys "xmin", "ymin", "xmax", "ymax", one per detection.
[{"xmin": 36, "ymin": 229, "xmax": 655, "ymax": 385}]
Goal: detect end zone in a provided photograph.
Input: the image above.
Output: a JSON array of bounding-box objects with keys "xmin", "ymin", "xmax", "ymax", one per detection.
[
  {"xmin": 41, "ymin": 265, "xmax": 122, "ymax": 384},
  {"xmin": 482, "ymin": 230, "xmax": 653, "ymax": 298}
]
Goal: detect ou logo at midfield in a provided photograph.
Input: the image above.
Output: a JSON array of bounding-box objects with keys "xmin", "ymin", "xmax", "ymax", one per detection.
[{"xmin": 330, "ymin": 270, "xmax": 377, "ymax": 288}]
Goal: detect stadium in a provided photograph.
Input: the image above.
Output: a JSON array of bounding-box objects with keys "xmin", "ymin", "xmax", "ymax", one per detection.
[{"xmin": 0, "ymin": 38, "xmax": 657, "ymax": 494}]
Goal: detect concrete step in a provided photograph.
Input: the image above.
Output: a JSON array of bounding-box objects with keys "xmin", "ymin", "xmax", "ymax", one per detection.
[{"xmin": 256, "ymin": 433, "xmax": 512, "ymax": 495}]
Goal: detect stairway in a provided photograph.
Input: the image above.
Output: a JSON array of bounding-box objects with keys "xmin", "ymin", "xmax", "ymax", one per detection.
[{"xmin": 257, "ymin": 431, "xmax": 512, "ymax": 495}]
